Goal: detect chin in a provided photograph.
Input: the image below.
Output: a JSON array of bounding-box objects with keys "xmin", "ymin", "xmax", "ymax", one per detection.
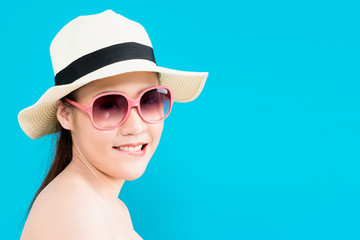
[
  {"xmin": 117, "ymin": 161, "xmax": 149, "ymax": 181},
  {"xmin": 109, "ymin": 148, "xmax": 154, "ymax": 180},
  {"xmin": 124, "ymin": 169, "xmax": 147, "ymax": 181}
]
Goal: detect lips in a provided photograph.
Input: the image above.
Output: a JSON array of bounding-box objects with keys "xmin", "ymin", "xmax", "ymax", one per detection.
[
  {"xmin": 114, "ymin": 142, "xmax": 147, "ymax": 148},
  {"xmin": 113, "ymin": 142, "xmax": 148, "ymax": 156}
]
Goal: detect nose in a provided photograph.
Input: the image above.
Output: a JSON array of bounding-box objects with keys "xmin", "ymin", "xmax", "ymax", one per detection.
[{"xmin": 119, "ymin": 106, "xmax": 147, "ymax": 136}]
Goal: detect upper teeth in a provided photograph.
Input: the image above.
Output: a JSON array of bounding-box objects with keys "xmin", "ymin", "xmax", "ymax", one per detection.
[{"xmin": 117, "ymin": 145, "xmax": 143, "ymax": 152}]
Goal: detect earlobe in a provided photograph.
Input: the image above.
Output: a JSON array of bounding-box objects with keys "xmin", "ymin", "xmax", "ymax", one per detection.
[{"xmin": 56, "ymin": 100, "xmax": 73, "ymax": 130}]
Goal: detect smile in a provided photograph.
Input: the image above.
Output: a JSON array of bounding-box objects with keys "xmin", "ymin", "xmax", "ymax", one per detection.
[
  {"xmin": 113, "ymin": 143, "xmax": 148, "ymax": 156},
  {"xmin": 115, "ymin": 145, "xmax": 143, "ymax": 152}
]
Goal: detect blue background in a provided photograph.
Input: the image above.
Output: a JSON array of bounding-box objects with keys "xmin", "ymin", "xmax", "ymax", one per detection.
[{"xmin": 2, "ymin": 0, "xmax": 360, "ymax": 239}]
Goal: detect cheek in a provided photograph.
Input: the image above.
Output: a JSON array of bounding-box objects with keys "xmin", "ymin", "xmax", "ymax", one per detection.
[
  {"xmin": 149, "ymin": 122, "xmax": 164, "ymax": 150},
  {"xmin": 72, "ymin": 112, "xmax": 114, "ymax": 163}
]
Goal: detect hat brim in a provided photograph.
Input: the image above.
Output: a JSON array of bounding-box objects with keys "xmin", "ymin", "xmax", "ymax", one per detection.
[{"xmin": 18, "ymin": 59, "xmax": 208, "ymax": 139}]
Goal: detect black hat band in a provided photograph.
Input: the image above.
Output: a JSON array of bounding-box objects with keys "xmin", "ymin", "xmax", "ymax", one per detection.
[{"xmin": 55, "ymin": 42, "xmax": 156, "ymax": 86}]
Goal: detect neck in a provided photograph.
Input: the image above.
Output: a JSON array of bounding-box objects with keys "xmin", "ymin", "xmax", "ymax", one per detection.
[{"xmin": 63, "ymin": 147, "xmax": 125, "ymax": 204}]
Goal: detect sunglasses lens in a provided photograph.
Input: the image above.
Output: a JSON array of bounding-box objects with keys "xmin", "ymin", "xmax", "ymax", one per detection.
[
  {"xmin": 92, "ymin": 94, "xmax": 128, "ymax": 128},
  {"xmin": 140, "ymin": 88, "xmax": 171, "ymax": 122}
]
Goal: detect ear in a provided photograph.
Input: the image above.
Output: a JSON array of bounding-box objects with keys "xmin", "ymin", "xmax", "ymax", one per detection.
[{"xmin": 56, "ymin": 99, "xmax": 74, "ymax": 130}]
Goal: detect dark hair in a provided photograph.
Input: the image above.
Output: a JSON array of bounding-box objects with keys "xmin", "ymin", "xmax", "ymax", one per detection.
[{"xmin": 21, "ymin": 90, "xmax": 77, "ymax": 226}]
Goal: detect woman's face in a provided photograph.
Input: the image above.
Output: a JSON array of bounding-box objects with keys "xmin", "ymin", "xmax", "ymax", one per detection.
[{"xmin": 64, "ymin": 71, "xmax": 163, "ymax": 181}]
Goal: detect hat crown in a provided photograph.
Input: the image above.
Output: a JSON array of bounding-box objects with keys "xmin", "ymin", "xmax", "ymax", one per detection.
[{"xmin": 50, "ymin": 10, "xmax": 153, "ymax": 75}]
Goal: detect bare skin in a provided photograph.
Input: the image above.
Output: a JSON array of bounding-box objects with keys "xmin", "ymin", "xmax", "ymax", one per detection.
[{"xmin": 20, "ymin": 71, "xmax": 163, "ymax": 240}]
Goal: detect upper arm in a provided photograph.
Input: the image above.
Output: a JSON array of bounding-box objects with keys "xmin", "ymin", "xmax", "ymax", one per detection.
[
  {"xmin": 56, "ymin": 199, "xmax": 112, "ymax": 240},
  {"xmin": 32, "ymin": 186, "xmax": 113, "ymax": 240}
]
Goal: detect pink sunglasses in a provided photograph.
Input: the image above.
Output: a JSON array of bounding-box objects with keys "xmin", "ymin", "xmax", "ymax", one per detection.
[{"xmin": 65, "ymin": 86, "xmax": 173, "ymax": 131}]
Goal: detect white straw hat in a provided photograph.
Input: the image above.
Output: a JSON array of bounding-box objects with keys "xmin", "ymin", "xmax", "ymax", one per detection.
[{"xmin": 18, "ymin": 9, "xmax": 208, "ymax": 139}]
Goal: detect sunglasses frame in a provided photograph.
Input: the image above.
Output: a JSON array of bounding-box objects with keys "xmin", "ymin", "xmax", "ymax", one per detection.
[{"xmin": 64, "ymin": 86, "xmax": 173, "ymax": 131}]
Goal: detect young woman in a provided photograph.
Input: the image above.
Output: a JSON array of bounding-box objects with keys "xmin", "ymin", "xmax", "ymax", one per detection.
[{"xmin": 18, "ymin": 10, "xmax": 208, "ymax": 239}]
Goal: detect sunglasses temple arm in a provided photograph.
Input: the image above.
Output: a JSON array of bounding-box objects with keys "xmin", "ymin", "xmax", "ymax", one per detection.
[{"xmin": 64, "ymin": 98, "xmax": 91, "ymax": 113}]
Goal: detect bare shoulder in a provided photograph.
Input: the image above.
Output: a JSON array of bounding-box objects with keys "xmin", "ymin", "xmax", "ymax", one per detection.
[{"xmin": 21, "ymin": 183, "xmax": 112, "ymax": 240}]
